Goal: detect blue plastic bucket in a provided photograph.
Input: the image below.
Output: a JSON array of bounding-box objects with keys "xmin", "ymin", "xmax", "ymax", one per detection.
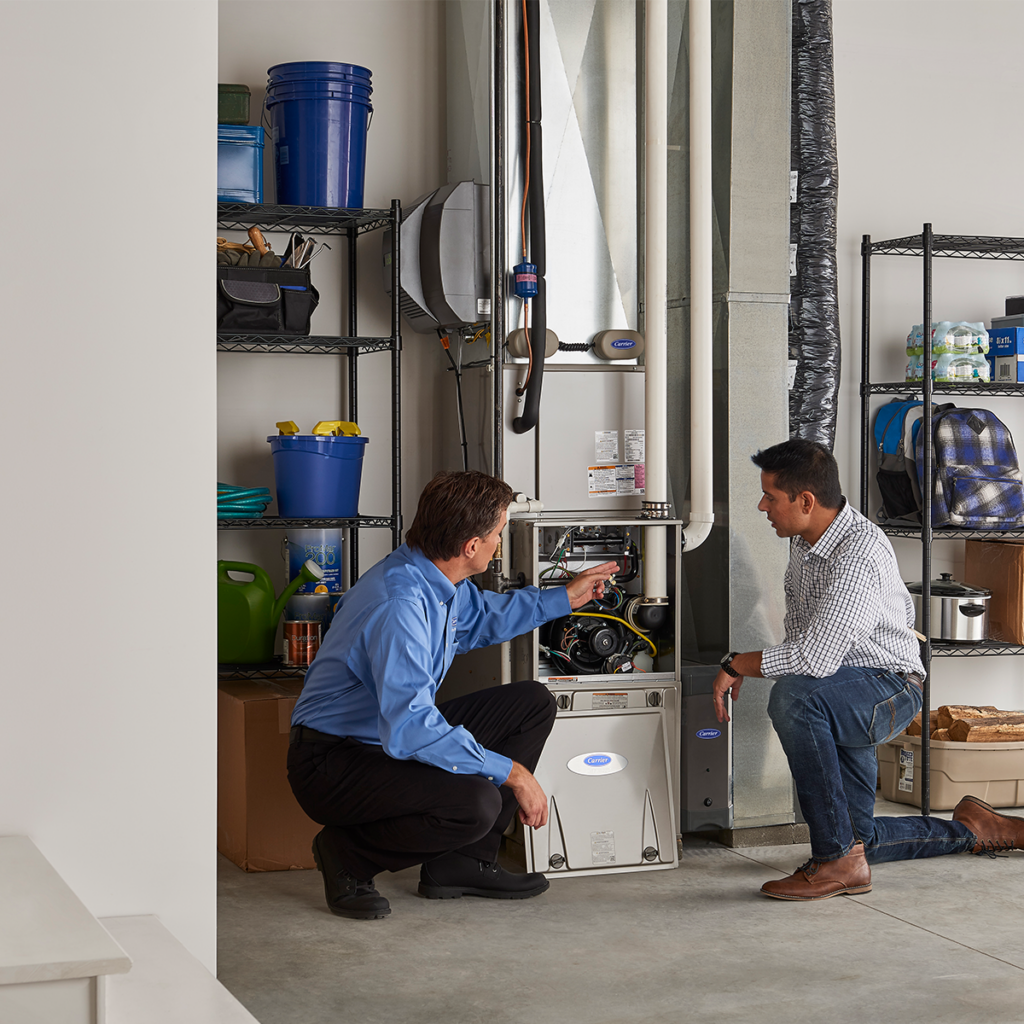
[
  {"xmin": 217, "ymin": 124, "xmax": 264, "ymax": 203},
  {"xmin": 265, "ymin": 61, "xmax": 373, "ymax": 209},
  {"xmin": 268, "ymin": 434, "xmax": 369, "ymax": 517}
]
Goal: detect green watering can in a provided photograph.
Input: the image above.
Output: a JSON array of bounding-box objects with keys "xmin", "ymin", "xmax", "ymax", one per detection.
[{"xmin": 218, "ymin": 558, "xmax": 325, "ymax": 664}]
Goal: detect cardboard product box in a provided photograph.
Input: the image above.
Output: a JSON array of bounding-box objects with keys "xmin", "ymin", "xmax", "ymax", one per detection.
[
  {"xmin": 879, "ymin": 735, "xmax": 1024, "ymax": 810},
  {"xmin": 218, "ymin": 678, "xmax": 320, "ymax": 871},
  {"xmin": 964, "ymin": 539, "xmax": 1024, "ymax": 644},
  {"xmin": 988, "ymin": 327, "xmax": 1024, "ymax": 384}
]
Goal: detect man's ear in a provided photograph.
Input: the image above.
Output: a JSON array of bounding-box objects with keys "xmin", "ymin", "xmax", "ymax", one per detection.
[
  {"xmin": 799, "ymin": 490, "xmax": 816, "ymax": 516},
  {"xmin": 462, "ymin": 535, "xmax": 481, "ymax": 560}
]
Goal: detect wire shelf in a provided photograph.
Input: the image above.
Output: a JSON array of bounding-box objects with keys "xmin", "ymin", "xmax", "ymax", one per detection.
[
  {"xmin": 866, "ymin": 234, "xmax": 1024, "ymax": 260},
  {"xmin": 218, "ymin": 515, "xmax": 397, "ymax": 530},
  {"xmin": 217, "ymin": 334, "xmax": 394, "ymax": 354},
  {"xmin": 217, "ymin": 203, "xmax": 391, "ymax": 236},
  {"xmin": 931, "ymin": 641, "xmax": 1024, "ymax": 658},
  {"xmin": 882, "ymin": 525, "xmax": 1024, "ymax": 541},
  {"xmin": 218, "ymin": 658, "xmax": 308, "ymax": 680},
  {"xmin": 862, "ymin": 382, "xmax": 1024, "ymax": 398}
]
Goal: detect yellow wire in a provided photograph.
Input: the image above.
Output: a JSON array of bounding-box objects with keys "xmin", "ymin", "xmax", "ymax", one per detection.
[{"xmin": 569, "ymin": 612, "xmax": 657, "ymax": 657}]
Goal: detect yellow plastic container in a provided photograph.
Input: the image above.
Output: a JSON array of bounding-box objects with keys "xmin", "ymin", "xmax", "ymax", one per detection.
[{"xmin": 878, "ymin": 734, "xmax": 1024, "ymax": 810}]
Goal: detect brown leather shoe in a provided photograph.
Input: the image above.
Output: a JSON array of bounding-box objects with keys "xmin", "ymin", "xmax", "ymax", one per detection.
[
  {"xmin": 952, "ymin": 795, "xmax": 1024, "ymax": 854},
  {"xmin": 761, "ymin": 841, "xmax": 871, "ymax": 901}
]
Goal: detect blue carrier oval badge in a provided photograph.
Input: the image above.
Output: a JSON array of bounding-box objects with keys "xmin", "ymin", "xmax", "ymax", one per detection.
[
  {"xmin": 696, "ymin": 728, "xmax": 722, "ymax": 740},
  {"xmin": 567, "ymin": 752, "xmax": 629, "ymax": 776}
]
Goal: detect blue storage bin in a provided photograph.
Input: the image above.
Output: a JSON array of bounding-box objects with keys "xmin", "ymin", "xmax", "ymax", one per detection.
[
  {"xmin": 218, "ymin": 125, "xmax": 264, "ymax": 203},
  {"xmin": 267, "ymin": 434, "xmax": 369, "ymax": 518}
]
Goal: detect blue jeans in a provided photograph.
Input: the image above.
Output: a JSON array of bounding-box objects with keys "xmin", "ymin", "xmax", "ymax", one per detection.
[{"xmin": 767, "ymin": 667, "xmax": 976, "ymax": 863}]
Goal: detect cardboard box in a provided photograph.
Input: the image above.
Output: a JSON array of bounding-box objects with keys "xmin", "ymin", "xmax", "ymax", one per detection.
[
  {"xmin": 964, "ymin": 539, "xmax": 1024, "ymax": 644},
  {"xmin": 879, "ymin": 735, "xmax": 1024, "ymax": 810},
  {"xmin": 218, "ymin": 678, "xmax": 320, "ymax": 871},
  {"xmin": 988, "ymin": 327, "xmax": 1024, "ymax": 383}
]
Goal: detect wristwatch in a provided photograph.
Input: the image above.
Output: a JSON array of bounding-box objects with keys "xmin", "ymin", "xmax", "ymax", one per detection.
[{"xmin": 720, "ymin": 652, "xmax": 741, "ymax": 678}]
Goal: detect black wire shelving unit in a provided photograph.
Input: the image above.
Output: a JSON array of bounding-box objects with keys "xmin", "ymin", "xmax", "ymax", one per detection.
[
  {"xmin": 860, "ymin": 226, "xmax": 1024, "ymax": 814},
  {"xmin": 217, "ymin": 201, "xmax": 404, "ymax": 681}
]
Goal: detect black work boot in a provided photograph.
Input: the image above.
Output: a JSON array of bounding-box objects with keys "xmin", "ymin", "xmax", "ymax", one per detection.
[
  {"xmin": 418, "ymin": 851, "xmax": 549, "ymax": 900},
  {"xmin": 312, "ymin": 831, "xmax": 391, "ymax": 920}
]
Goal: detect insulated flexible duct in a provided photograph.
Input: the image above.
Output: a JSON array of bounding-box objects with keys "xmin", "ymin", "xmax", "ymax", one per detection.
[
  {"xmin": 789, "ymin": 0, "xmax": 840, "ymax": 449},
  {"xmin": 512, "ymin": 0, "xmax": 546, "ymax": 434}
]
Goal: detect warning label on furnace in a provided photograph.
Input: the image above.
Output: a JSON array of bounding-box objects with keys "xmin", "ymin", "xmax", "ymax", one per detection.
[
  {"xmin": 591, "ymin": 830, "xmax": 616, "ymax": 865},
  {"xmin": 588, "ymin": 465, "xmax": 645, "ymax": 497},
  {"xmin": 898, "ymin": 748, "xmax": 915, "ymax": 793},
  {"xmin": 592, "ymin": 692, "xmax": 629, "ymax": 710},
  {"xmin": 624, "ymin": 429, "xmax": 645, "ymax": 463},
  {"xmin": 595, "ymin": 430, "xmax": 619, "ymax": 463}
]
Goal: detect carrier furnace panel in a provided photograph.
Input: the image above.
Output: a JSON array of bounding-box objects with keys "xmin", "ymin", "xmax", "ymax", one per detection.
[{"xmin": 508, "ymin": 515, "xmax": 686, "ymax": 876}]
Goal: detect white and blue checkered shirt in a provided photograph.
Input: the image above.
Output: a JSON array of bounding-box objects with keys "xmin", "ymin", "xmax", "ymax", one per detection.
[{"xmin": 760, "ymin": 498, "xmax": 925, "ymax": 680}]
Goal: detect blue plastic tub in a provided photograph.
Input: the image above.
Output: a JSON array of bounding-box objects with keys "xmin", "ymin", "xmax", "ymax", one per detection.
[
  {"xmin": 265, "ymin": 61, "xmax": 373, "ymax": 209},
  {"xmin": 268, "ymin": 434, "xmax": 369, "ymax": 518},
  {"xmin": 217, "ymin": 124, "xmax": 264, "ymax": 203}
]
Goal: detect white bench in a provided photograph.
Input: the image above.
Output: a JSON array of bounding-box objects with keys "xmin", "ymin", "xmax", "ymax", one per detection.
[
  {"xmin": 0, "ymin": 835, "xmax": 131, "ymax": 1024},
  {"xmin": 0, "ymin": 837, "xmax": 258, "ymax": 1024}
]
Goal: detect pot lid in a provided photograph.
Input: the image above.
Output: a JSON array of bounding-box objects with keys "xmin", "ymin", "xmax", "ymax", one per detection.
[{"xmin": 906, "ymin": 572, "xmax": 991, "ymax": 598}]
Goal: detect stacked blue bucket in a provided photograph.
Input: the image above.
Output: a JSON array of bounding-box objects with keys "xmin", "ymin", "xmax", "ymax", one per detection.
[{"xmin": 266, "ymin": 61, "xmax": 373, "ymax": 209}]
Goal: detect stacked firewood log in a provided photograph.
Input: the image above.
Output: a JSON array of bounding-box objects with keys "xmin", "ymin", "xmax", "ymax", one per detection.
[{"xmin": 905, "ymin": 705, "xmax": 1024, "ymax": 742}]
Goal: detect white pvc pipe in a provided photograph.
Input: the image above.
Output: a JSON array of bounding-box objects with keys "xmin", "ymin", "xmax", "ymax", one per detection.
[
  {"xmin": 643, "ymin": 0, "xmax": 669, "ymax": 600},
  {"xmin": 683, "ymin": 0, "xmax": 715, "ymax": 552}
]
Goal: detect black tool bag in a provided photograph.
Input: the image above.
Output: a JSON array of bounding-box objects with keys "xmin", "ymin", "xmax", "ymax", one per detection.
[{"xmin": 216, "ymin": 266, "xmax": 319, "ymax": 335}]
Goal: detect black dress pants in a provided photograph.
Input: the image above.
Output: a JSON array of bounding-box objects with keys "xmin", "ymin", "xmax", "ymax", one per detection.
[{"xmin": 287, "ymin": 680, "xmax": 556, "ymax": 879}]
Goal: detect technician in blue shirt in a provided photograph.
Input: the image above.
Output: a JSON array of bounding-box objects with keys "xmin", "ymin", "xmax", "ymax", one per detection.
[{"xmin": 288, "ymin": 471, "xmax": 617, "ymax": 920}]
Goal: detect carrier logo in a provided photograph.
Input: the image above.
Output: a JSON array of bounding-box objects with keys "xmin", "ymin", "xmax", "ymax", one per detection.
[
  {"xmin": 567, "ymin": 752, "xmax": 628, "ymax": 776},
  {"xmin": 696, "ymin": 728, "xmax": 722, "ymax": 740},
  {"xmin": 611, "ymin": 338, "xmax": 635, "ymax": 349}
]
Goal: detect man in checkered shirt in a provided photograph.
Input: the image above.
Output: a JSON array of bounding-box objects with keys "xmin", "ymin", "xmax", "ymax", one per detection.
[{"xmin": 712, "ymin": 438, "xmax": 1024, "ymax": 900}]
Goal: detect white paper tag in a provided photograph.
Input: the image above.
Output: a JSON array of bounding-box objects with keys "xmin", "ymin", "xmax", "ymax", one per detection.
[
  {"xmin": 790, "ymin": 243, "xmax": 798, "ymax": 277},
  {"xmin": 595, "ymin": 430, "xmax": 619, "ymax": 462},
  {"xmin": 624, "ymin": 429, "xmax": 645, "ymax": 464},
  {"xmin": 898, "ymin": 748, "xmax": 915, "ymax": 793},
  {"xmin": 591, "ymin": 830, "xmax": 616, "ymax": 865},
  {"xmin": 790, "ymin": 170, "xmax": 798, "ymax": 203}
]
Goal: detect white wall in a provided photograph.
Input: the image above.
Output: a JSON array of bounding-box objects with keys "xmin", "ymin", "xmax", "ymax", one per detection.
[
  {"xmin": 0, "ymin": 1, "xmax": 218, "ymax": 969},
  {"xmin": 834, "ymin": 0, "xmax": 1024, "ymax": 708},
  {"xmin": 217, "ymin": 0, "xmax": 449, "ymax": 589}
]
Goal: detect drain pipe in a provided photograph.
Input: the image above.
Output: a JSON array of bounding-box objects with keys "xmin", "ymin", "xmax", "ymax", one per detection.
[
  {"xmin": 638, "ymin": 0, "xmax": 671, "ymax": 629},
  {"xmin": 683, "ymin": 0, "xmax": 714, "ymax": 552}
]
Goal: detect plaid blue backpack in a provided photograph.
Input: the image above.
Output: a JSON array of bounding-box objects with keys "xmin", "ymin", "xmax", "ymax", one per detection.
[{"xmin": 916, "ymin": 407, "xmax": 1024, "ymax": 528}]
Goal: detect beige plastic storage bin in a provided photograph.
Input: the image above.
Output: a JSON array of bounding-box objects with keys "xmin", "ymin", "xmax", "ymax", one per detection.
[{"xmin": 878, "ymin": 735, "xmax": 1024, "ymax": 810}]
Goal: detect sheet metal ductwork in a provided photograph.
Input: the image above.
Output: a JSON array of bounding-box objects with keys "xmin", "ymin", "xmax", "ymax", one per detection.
[{"xmin": 788, "ymin": 0, "xmax": 840, "ymax": 448}]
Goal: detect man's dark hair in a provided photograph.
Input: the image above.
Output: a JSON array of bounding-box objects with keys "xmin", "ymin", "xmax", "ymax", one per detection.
[
  {"xmin": 405, "ymin": 471, "xmax": 515, "ymax": 561},
  {"xmin": 751, "ymin": 438, "xmax": 842, "ymax": 509}
]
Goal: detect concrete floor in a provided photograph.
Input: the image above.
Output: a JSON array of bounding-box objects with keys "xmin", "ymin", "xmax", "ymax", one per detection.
[{"xmin": 217, "ymin": 798, "xmax": 1024, "ymax": 1024}]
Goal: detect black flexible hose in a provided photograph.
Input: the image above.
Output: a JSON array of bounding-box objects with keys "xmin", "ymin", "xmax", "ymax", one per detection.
[{"xmin": 513, "ymin": 0, "xmax": 546, "ymax": 434}]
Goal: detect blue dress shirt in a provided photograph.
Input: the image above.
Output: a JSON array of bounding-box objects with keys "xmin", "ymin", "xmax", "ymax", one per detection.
[{"xmin": 292, "ymin": 544, "xmax": 571, "ymax": 786}]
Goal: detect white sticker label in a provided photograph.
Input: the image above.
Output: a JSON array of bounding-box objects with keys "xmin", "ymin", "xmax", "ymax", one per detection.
[
  {"xmin": 592, "ymin": 692, "xmax": 629, "ymax": 710},
  {"xmin": 790, "ymin": 170, "xmax": 798, "ymax": 203},
  {"xmin": 588, "ymin": 465, "xmax": 645, "ymax": 497},
  {"xmin": 591, "ymin": 830, "xmax": 616, "ymax": 865},
  {"xmin": 787, "ymin": 359, "xmax": 798, "ymax": 390},
  {"xmin": 595, "ymin": 430, "xmax": 619, "ymax": 462},
  {"xmin": 624, "ymin": 429, "xmax": 645, "ymax": 464},
  {"xmin": 898, "ymin": 748, "xmax": 915, "ymax": 793},
  {"xmin": 477, "ymin": 298, "xmax": 491, "ymax": 317},
  {"xmin": 279, "ymin": 145, "xmax": 289, "ymax": 166},
  {"xmin": 790, "ymin": 243, "xmax": 798, "ymax": 277}
]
